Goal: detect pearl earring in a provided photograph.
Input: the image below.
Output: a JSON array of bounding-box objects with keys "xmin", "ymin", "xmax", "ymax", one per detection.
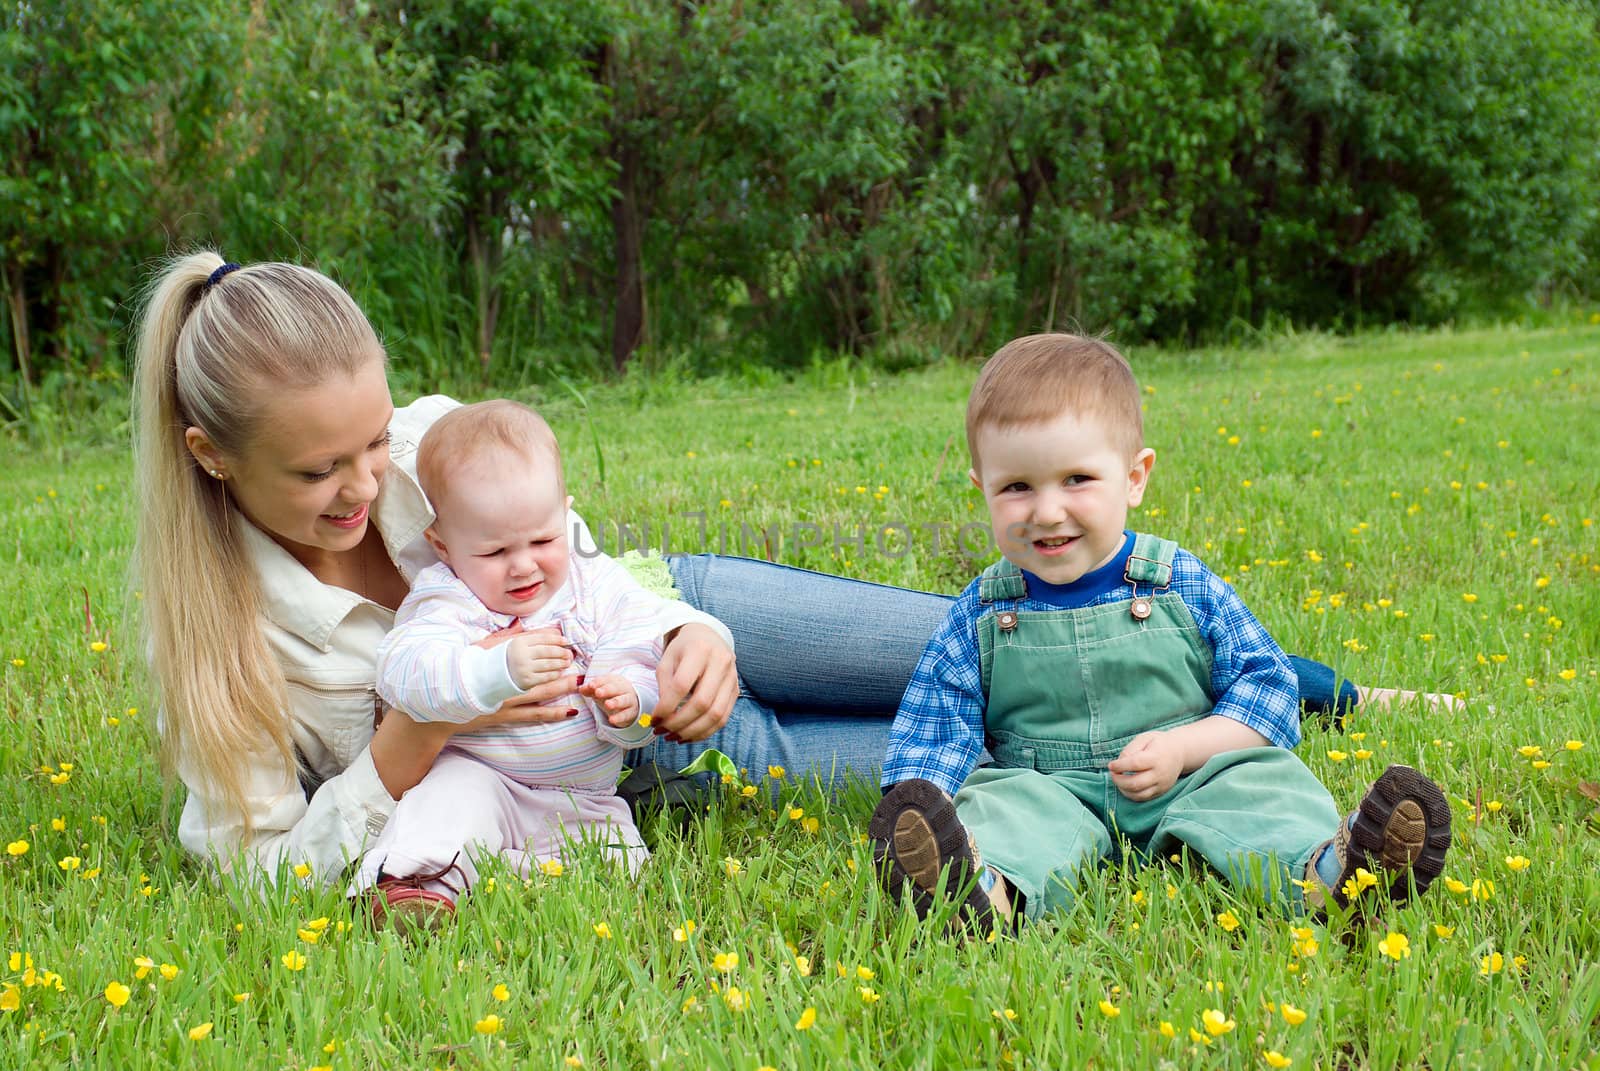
[{"xmin": 209, "ymin": 469, "xmax": 225, "ymax": 480}]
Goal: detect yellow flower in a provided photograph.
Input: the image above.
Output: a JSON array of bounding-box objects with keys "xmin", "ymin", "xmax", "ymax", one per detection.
[
  {"xmin": 794, "ymin": 955, "xmax": 811, "ymax": 976},
  {"xmin": 1434, "ymin": 925, "xmax": 1455, "ymax": 938},
  {"xmin": 856, "ymin": 965, "xmax": 875, "ymax": 981},
  {"xmin": 592, "ymin": 922, "xmax": 612, "ymax": 940},
  {"xmin": 1480, "ymin": 952, "xmax": 1504, "ymax": 976},
  {"xmin": 188, "ymin": 1022, "xmax": 213, "ymax": 1041},
  {"xmin": 993, "ymin": 1008, "xmax": 1018, "ymax": 1022},
  {"xmin": 857, "ymin": 986, "xmax": 880, "ymax": 1004},
  {"xmin": 57, "ymin": 855, "xmax": 81, "ymax": 871},
  {"xmin": 297, "ymin": 928, "xmax": 321, "ymax": 943},
  {"xmin": 1471, "ymin": 878, "xmax": 1496, "ymax": 901},
  {"xmin": 673, "ymin": 920, "xmax": 696, "ymax": 942},
  {"xmin": 1215, "ymin": 910, "xmax": 1241, "ymax": 932},
  {"xmin": 281, "ymin": 950, "xmax": 307, "ymax": 972},
  {"xmin": 9, "ymin": 659, "xmax": 22, "ymax": 667},
  {"xmin": 803, "ymin": 817, "xmax": 820, "ymax": 834},
  {"xmin": 1326, "ymin": 750, "xmax": 1348, "ymax": 763},
  {"xmin": 1098, "ymin": 999, "xmax": 1120, "ymax": 1018},
  {"xmin": 303, "ymin": 916, "xmax": 330, "ymax": 932},
  {"xmin": 723, "ymin": 857, "xmax": 743, "ymax": 876},
  {"xmin": 795, "ymin": 1006, "xmax": 817, "ymax": 1030},
  {"xmin": 1202, "ymin": 1009, "xmax": 1235, "ymax": 1036},
  {"xmin": 104, "ymin": 981, "xmax": 131, "ymax": 1007},
  {"xmin": 1264, "ymin": 1051, "xmax": 1293, "ymax": 1069},
  {"xmin": 723, "ymin": 986, "xmax": 748, "ymax": 1012},
  {"xmin": 1341, "ymin": 867, "xmax": 1379, "ymax": 900},
  {"xmin": 1462, "ymin": 593, "xmax": 1478, "ymax": 603},
  {"xmin": 133, "ymin": 956, "xmax": 155, "ymax": 980},
  {"xmin": 740, "ymin": 784, "xmax": 757, "ymax": 798},
  {"xmin": 49, "ymin": 818, "xmax": 64, "ymax": 832},
  {"xmin": 1377, "ymin": 932, "xmax": 1411, "ymax": 960},
  {"xmin": 1566, "ymin": 740, "xmax": 1584, "ymax": 751},
  {"xmin": 564, "ymin": 1057, "xmax": 584, "ymax": 1069},
  {"xmin": 475, "ymin": 1014, "xmax": 503, "ymax": 1035},
  {"xmin": 1532, "ymin": 760, "xmax": 1552, "ymax": 770},
  {"xmin": 1517, "ymin": 745, "xmax": 1543, "ymax": 758},
  {"xmin": 5, "ymin": 841, "xmax": 27, "ymax": 856},
  {"xmin": 1353, "ymin": 749, "xmax": 1374, "ymax": 761},
  {"xmin": 539, "ymin": 859, "xmax": 564, "ymax": 877},
  {"xmin": 1444, "ymin": 877, "xmax": 1468, "ymax": 895},
  {"xmin": 1158, "ymin": 1020, "xmax": 1175, "ymax": 1038},
  {"xmin": 1505, "ymin": 855, "xmax": 1531, "ymax": 872},
  {"xmin": 1281, "ymin": 1002, "xmax": 1307, "ymax": 1025},
  {"xmin": 492, "ymin": 984, "xmax": 510, "ymax": 1002},
  {"xmin": 713, "ymin": 951, "xmax": 739, "ymax": 973},
  {"xmin": 767, "ymin": 765, "xmax": 786, "ymax": 780},
  {"xmin": 637, "ymin": 714, "xmax": 652, "ymax": 728},
  {"xmin": 291, "ymin": 863, "xmax": 312, "ymax": 880},
  {"xmin": 788, "ymin": 807, "xmax": 805, "ymax": 821},
  {"xmin": 232, "ymin": 992, "xmax": 250, "ymax": 1003},
  {"xmin": 159, "ymin": 963, "xmax": 180, "ymax": 981},
  {"xmin": 90, "ymin": 641, "xmax": 108, "ymax": 653}
]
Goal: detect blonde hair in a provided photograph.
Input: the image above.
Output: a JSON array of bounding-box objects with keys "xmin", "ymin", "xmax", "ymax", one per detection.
[
  {"xmin": 966, "ymin": 333, "xmax": 1143, "ymax": 470},
  {"xmin": 416, "ymin": 399, "xmax": 564, "ymax": 510},
  {"xmin": 132, "ymin": 250, "xmax": 384, "ymax": 837}
]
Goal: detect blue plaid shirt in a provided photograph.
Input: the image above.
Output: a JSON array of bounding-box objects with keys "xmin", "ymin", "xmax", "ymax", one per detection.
[{"xmin": 881, "ymin": 537, "xmax": 1301, "ymax": 796}]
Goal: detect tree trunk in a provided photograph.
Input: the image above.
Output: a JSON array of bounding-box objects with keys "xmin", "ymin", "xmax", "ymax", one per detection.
[
  {"xmin": 611, "ymin": 139, "xmax": 646, "ymax": 373},
  {"xmin": 2, "ymin": 260, "xmax": 32, "ymax": 390}
]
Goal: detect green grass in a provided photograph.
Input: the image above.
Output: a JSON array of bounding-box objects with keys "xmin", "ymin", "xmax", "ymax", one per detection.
[{"xmin": 3, "ymin": 317, "xmax": 1599, "ymax": 1068}]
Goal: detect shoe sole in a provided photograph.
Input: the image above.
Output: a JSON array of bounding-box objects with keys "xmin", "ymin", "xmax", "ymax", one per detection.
[
  {"xmin": 1342, "ymin": 764, "xmax": 1452, "ymax": 907},
  {"xmin": 868, "ymin": 779, "xmax": 995, "ymax": 932},
  {"xmin": 371, "ymin": 889, "xmax": 455, "ymax": 934}
]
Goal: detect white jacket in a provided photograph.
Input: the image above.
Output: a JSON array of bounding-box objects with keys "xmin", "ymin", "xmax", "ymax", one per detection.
[{"xmin": 176, "ymin": 395, "xmax": 732, "ymax": 884}]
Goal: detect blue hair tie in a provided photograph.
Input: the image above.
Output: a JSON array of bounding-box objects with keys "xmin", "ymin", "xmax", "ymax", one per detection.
[{"xmin": 204, "ymin": 262, "xmax": 241, "ymax": 291}]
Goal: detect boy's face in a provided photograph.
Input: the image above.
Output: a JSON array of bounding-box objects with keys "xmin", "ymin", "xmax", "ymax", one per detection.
[
  {"xmin": 970, "ymin": 411, "xmax": 1155, "ymax": 586},
  {"xmin": 425, "ymin": 446, "xmax": 571, "ymax": 618}
]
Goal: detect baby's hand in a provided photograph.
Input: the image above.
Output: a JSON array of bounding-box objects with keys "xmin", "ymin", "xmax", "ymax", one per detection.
[
  {"xmin": 1108, "ymin": 730, "xmax": 1183, "ymax": 802},
  {"xmin": 579, "ymin": 673, "xmax": 641, "ymax": 728},
  {"xmin": 504, "ymin": 628, "xmax": 574, "ymax": 691}
]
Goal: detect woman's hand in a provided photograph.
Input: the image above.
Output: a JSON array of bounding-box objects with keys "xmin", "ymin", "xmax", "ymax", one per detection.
[{"xmin": 648, "ymin": 623, "xmax": 737, "ymax": 742}]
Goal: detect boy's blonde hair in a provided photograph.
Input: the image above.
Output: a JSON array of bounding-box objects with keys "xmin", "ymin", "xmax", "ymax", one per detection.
[
  {"xmin": 417, "ymin": 399, "xmax": 564, "ymax": 510},
  {"xmin": 966, "ymin": 333, "xmax": 1143, "ymax": 470},
  {"xmin": 132, "ymin": 251, "xmax": 385, "ymax": 840}
]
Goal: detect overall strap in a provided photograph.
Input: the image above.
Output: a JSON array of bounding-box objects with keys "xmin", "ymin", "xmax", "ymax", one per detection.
[
  {"xmin": 978, "ymin": 557, "xmax": 1026, "ymax": 604},
  {"xmin": 1124, "ymin": 533, "xmax": 1178, "ymax": 589}
]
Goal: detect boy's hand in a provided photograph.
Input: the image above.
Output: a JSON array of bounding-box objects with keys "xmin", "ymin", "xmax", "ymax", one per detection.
[
  {"xmin": 580, "ymin": 673, "xmax": 640, "ymax": 727},
  {"xmin": 502, "ymin": 627, "xmax": 575, "ymax": 691},
  {"xmin": 1109, "ymin": 731, "xmax": 1183, "ymax": 802}
]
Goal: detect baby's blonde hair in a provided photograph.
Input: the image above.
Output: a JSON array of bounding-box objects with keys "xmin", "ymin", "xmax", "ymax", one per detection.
[
  {"xmin": 416, "ymin": 399, "xmax": 564, "ymax": 512},
  {"xmin": 966, "ymin": 333, "xmax": 1143, "ymax": 471},
  {"xmin": 132, "ymin": 251, "xmax": 384, "ymax": 843}
]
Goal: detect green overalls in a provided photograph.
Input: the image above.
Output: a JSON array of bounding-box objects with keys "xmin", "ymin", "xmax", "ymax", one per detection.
[{"xmin": 953, "ymin": 535, "xmax": 1340, "ymax": 919}]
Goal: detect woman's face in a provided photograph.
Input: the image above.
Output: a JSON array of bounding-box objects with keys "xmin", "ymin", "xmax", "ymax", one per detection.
[{"xmin": 190, "ymin": 358, "xmax": 395, "ymax": 568}]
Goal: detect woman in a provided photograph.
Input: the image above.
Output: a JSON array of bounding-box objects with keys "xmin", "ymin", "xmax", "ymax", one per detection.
[{"xmin": 133, "ymin": 252, "xmax": 1389, "ymax": 905}]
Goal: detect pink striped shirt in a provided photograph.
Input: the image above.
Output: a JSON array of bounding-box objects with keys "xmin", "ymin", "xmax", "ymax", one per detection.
[{"xmin": 375, "ymin": 531, "xmax": 667, "ymax": 794}]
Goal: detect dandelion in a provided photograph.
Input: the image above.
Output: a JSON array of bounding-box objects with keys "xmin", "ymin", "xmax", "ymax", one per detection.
[
  {"xmin": 1098, "ymin": 999, "xmax": 1121, "ymax": 1018},
  {"xmin": 1264, "ymin": 1052, "xmax": 1293, "ymax": 1068},
  {"xmin": 105, "ymin": 981, "xmax": 131, "ymax": 1007},
  {"xmin": 280, "ymin": 951, "xmax": 307, "ymax": 972},
  {"xmin": 592, "ymin": 922, "xmax": 612, "ymax": 940},
  {"xmin": 713, "ymin": 951, "xmax": 739, "ymax": 973},
  {"xmin": 857, "ymin": 986, "xmax": 880, "ymax": 1005},
  {"xmin": 1281, "ymin": 1002, "xmax": 1307, "ymax": 1026},
  {"xmin": 1202, "ymin": 1009, "xmax": 1236, "ymax": 1036},
  {"xmin": 539, "ymin": 859, "xmax": 564, "ymax": 878},
  {"xmin": 492, "ymin": 984, "xmax": 509, "ymax": 1002},
  {"xmin": 1505, "ymin": 855, "xmax": 1531, "ymax": 872},
  {"xmin": 188, "ymin": 1023, "xmax": 214, "ymax": 1041},
  {"xmin": 795, "ymin": 1006, "xmax": 817, "ymax": 1031},
  {"xmin": 475, "ymin": 1014, "xmax": 503, "ymax": 1035},
  {"xmin": 1377, "ymin": 932, "xmax": 1411, "ymax": 960},
  {"xmin": 5, "ymin": 841, "xmax": 27, "ymax": 856},
  {"xmin": 1216, "ymin": 911, "xmax": 1241, "ymax": 932},
  {"xmin": 1480, "ymin": 953, "xmax": 1504, "ymax": 976}
]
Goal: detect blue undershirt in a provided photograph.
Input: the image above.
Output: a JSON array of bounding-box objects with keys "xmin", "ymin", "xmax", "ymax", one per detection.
[{"xmin": 1020, "ymin": 531, "xmax": 1136, "ymax": 608}]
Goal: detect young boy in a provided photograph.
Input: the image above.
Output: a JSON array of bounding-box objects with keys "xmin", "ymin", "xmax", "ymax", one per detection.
[
  {"xmin": 362, "ymin": 400, "xmax": 693, "ymax": 922},
  {"xmin": 871, "ymin": 334, "xmax": 1451, "ymax": 928}
]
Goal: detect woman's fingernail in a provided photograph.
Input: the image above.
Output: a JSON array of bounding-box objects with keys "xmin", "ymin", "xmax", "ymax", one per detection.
[
  {"xmin": 566, "ymin": 708, "xmax": 579, "ymax": 718},
  {"xmin": 575, "ymin": 674, "xmax": 586, "ymax": 686}
]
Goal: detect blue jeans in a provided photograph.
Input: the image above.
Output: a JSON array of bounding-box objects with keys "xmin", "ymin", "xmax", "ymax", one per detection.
[{"xmin": 641, "ymin": 556, "xmax": 1358, "ymax": 785}]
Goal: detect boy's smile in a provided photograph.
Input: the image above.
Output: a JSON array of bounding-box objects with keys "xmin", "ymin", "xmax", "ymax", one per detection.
[{"xmin": 970, "ymin": 412, "xmax": 1155, "ymax": 586}]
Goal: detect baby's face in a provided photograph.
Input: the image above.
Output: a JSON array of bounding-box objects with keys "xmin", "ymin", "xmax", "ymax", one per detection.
[
  {"xmin": 428, "ymin": 447, "xmax": 570, "ymax": 618},
  {"xmin": 970, "ymin": 411, "xmax": 1153, "ymax": 586}
]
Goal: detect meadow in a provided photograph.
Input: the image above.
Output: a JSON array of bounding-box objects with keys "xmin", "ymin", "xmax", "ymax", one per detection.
[{"xmin": 2, "ymin": 320, "xmax": 1597, "ymax": 1069}]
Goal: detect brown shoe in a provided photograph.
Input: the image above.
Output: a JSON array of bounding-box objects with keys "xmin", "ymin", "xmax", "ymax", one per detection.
[
  {"xmin": 1311, "ymin": 764, "xmax": 1451, "ymax": 916},
  {"xmin": 368, "ymin": 854, "xmax": 466, "ymax": 933},
  {"xmin": 869, "ymin": 779, "xmax": 997, "ymax": 932}
]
